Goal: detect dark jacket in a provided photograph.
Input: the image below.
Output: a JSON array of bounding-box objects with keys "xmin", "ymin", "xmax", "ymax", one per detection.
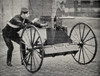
[{"xmin": 2, "ymin": 15, "xmax": 42, "ymax": 38}]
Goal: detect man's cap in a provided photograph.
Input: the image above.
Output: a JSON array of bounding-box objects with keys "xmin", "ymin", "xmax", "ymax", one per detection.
[
  {"xmin": 21, "ymin": 8, "xmax": 28, "ymax": 13},
  {"xmin": 60, "ymin": 1, "xmax": 64, "ymax": 5}
]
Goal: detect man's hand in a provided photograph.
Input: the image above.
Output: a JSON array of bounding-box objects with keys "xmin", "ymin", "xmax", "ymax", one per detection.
[
  {"xmin": 32, "ymin": 18, "xmax": 39, "ymax": 23},
  {"xmin": 41, "ymin": 23, "xmax": 48, "ymax": 27}
]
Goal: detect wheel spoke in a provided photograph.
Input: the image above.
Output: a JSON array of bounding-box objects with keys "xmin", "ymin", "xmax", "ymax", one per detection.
[
  {"xmin": 83, "ymin": 29, "xmax": 91, "ymax": 41},
  {"xmin": 34, "ymin": 51, "xmax": 40, "ymax": 66},
  {"xmin": 81, "ymin": 48, "xmax": 85, "ymax": 63},
  {"xmin": 33, "ymin": 30, "xmax": 36, "ymax": 43},
  {"xmin": 71, "ymin": 35, "xmax": 80, "ymax": 42},
  {"xmin": 30, "ymin": 28, "xmax": 32, "ymax": 41},
  {"xmin": 26, "ymin": 29, "xmax": 31, "ymax": 45},
  {"xmin": 25, "ymin": 51, "xmax": 30, "ymax": 58},
  {"xmin": 70, "ymin": 23, "xmax": 97, "ymax": 64},
  {"xmin": 79, "ymin": 25, "xmax": 81, "ymax": 41},
  {"xmin": 35, "ymin": 49, "xmax": 42, "ymax": 59},
  {"xmin": 24, "ymin": 43, "xmax": 30, "ymax": 48},
  {"xmin": 84, "ymin": 36, "xmax": 94, "ymax": 43},
  {"xmin": 23, "ymin": 35, "xmax": 30, "ymax": 45},
  {"xmin": 21, "ymin": 26, "xmax": 44, "ymax": 73},
  {"xmin": 78, "ymin": 48, "xmax": 81, "ymax": 62},
  {"xmin": 81, "ymin": 25, "xmax": 85, "ymax": 40},
  {"xmin": 34, "ymin": 36, "xmax": 40, "ymax": 45},
  {"xmin": 22, "ymin": 51, "xmax": 31, "ymax": 66},
  {"xmin": 24, "ymin": 51, "xmax": 29, "ymax": 59},
  {"xmin": 30, "ymin": 52, "xmax": 33, "ymax": 71},
  {"xmin": 84, "ymin": 46, "xmax": 94, "ymax": 55},
  {"xmin": 33, "ymin": 52, "xmax": 37, "ymax": 70},
  {"xmin": 84, "ymin": 43, "xmax": 95, "ymax": 47},
  {"xmin": 26, "ymin": 52, "xmax": 31, "ymax": 64},
  {"xmin": 83, "ymin": 47, "xmax": 90, "ymax": 61},
  {"xmin": 74, "ymin": 29, "xmax": 80, "ymax": 41}
]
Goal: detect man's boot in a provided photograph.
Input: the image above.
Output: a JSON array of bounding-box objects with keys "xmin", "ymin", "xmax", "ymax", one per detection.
[{"xmin": 7, "ymin": 53, "xmax": 13, "ymax": 66}]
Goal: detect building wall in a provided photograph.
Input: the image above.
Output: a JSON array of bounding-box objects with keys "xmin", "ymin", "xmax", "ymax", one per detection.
[
  {"xmin": 28, "ymin": 0, "xmax": 53, "ymax": 27},
  {"xmin": 29, "ymin": 0, "xmax": 52, "ymax": 19},
  {"xmin": 0, "ymin": 0, "xmax": 53, "ymax": 32},
  {"xmin": 0, "ymin": 0, "xmax": 99, "ymax": 32},
  {"xmin": 74, "ymin": 0, "xmax": 100, "ymax": 17},
  {"xmin": 52, "ymin": 0, "xmax": 75, "ymax": 17},
  {"xmin": 0, "ymin": 0, "xmax": 28, "ymax": 32},
  {"xmin": 52, "ymin": 0, "xmax": 100, "ymax": 17}
]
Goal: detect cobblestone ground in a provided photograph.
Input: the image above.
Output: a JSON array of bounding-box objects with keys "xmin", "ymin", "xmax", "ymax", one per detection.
[{"xmin": 0, "ymin": 28, "xmax": 100, "ymax": 76}]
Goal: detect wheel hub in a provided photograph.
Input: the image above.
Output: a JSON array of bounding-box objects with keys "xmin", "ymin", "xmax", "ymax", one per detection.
[{"xmin": 78, "ymin": 42, "xmax": 84, "ymax": 48}]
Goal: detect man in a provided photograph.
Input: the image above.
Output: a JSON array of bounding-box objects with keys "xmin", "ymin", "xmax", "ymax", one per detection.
[{"xmin": 2, "ymin": 8, "xmax": 47, "ymax": 66}]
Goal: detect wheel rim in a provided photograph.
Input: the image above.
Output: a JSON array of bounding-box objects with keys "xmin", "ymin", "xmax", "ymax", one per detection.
[
  {"xmin": 70, "ymin": 23, "xmax": 97, "ymax": 64},
  {"xmin": 20, "ymin": 25, "xmax": 44, "ymax": 73}
]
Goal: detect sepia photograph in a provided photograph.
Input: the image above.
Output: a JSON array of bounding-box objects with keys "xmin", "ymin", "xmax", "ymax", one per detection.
[{"xmin": 0, "ymin": 0, "xmax": 100, "ymax": 76}]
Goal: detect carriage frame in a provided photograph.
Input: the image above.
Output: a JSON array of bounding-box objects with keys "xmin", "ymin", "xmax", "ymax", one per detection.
[{"xmin": 20, "ymin": 18, "xmax": 97, "ymax": 73}]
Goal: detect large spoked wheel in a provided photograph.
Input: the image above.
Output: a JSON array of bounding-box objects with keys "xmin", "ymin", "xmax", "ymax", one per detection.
[
  {"xmin": 70, "ymin": 22, "xmax": 97, "ymax": 65},
  {"xmin": 20, "ymin": 25, "xmax": 44, "ymax": 73}
]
